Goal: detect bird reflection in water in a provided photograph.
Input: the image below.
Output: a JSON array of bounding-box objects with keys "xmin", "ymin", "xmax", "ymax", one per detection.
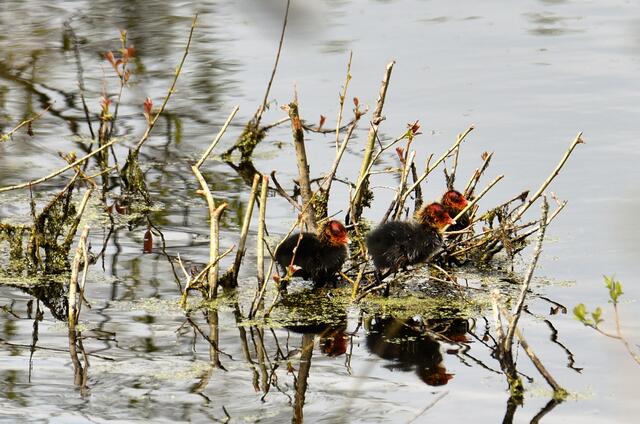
[{"xmin": 365, "ymin": 315, "xmax": 468, "ymax": 386}]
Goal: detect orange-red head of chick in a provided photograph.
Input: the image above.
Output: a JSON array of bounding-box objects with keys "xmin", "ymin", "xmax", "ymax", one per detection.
[
  {"xmin": 441, "ymin": 190, "xmax": 469, "ymax": 215},
  {"xmin": 415, "ymin": 202, "xmax": 454, "ymax": 230},
  {"xmin": 318, "ymin": 220, "xmax": 349, "ymax": 246}
]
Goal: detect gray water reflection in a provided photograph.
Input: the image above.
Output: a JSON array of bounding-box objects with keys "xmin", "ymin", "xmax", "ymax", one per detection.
[{"xmin": 1, "ymin": 0, "xmax": 639, "ymax": 422}]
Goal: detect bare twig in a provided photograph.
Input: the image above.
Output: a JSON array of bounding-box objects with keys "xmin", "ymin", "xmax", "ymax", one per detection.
[
  {"xmin": 504, "ymin": 197, "xmax": 549, "ymax": 349},
  {"xmin": 0, "ymin": 139, "xmax": 116, "ymax": 193},
  {"xmin": 228, "ymin": 173, "xmax": 261, "ymax": 285},
  {"xmin": 133, "ymin": 14, "xmax": 198, "ymax": 154},
  {"xmin": 513, "ymin": 132, "xmax": 583, "ymax": 221},
  {"xmin": 464, "ymin": 152, "xmax": 493, "ymax": 198},
  {"xmin": 270, "ymin": 171, "xmax": 301, "ymax": 211},
  {"xmin": 195, "ymin": 106, "xmax": 239, "ymax": 169},
  {"xmin": 442, "ymin": 174, "xmax": 504, "ymax": 233},
  {"xmin": 192, "ymin": 164, "xmax": 228, "ymax": 298},
  {"xmin": 1, "ymin": 104, "xmax": 53, "ymax": 143},
  {"xmin": 335, "ymin": 52, "xmax": 353, "ymax": 150},
  {"xmin": 398, "ymin": 126, "xmax": 474, "ymax": 208},
  {"xmin": 179, "ymin": 246, "xmax": 234, "ymax": 307},
  {"xmin": 287, "ymin": 101, "xmax": 317, "ymax": 230},
  {"xmin": 351, "ymin": 61, "xmax": 395, "ymax": 221},
  {"xmin": 255, "ymin": 0, "xmax": 290, "ymax": 125}
]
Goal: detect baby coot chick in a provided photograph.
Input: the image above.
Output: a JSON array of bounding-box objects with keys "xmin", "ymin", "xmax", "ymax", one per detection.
[
  {"xmin": 366, "ymin": 202, "xmax": 453, "ymax": 278},
  {"xmin": 441, "ymin": 190, "xmax": 469, "ymax": 232},
  {"xmin": 275, "ymin": 220, "xmax": 349, "ymax": 288}
]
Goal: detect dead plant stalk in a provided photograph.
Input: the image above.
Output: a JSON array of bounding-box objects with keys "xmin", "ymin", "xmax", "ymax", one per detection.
[
  {"xmin": 352, "ymin": 61, "xmax": 395, "ymax": 221},
  {"xmin": 513, "ymin": 132, "xmax": 583, "ymax": 221},
  {"xmin": 288, "ymin": 102, "xmax": 317, "ymax": 230},
  {"xmin": 397, "ymin": 126, "xmax": 474, "ymax": 209},
  {"xmin": 229, "ymin": 173, "xmax": 261, "ymax": 284}
]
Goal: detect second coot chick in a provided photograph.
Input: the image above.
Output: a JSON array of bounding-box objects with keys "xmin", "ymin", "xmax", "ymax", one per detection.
[
  {"xmin": 366, "ymin": 202, "xmax": 453, "ymax": 276},
  {"xmin": 441, "ymin": 190, "xmax": 469, "ymax": 232},
  {"xmin": 275, "ymin": 220, "xmax": 349, "ymax": 288}
]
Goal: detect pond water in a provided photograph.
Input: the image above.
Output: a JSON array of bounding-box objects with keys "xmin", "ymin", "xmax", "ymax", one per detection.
[{"xmin": 1, "ymin": 0, "xmax": 639, "ymax": 423}]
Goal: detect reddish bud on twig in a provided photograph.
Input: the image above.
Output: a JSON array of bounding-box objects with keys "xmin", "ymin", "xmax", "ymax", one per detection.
[
  {"xmin": 125, "ymin": 46, "xmax": 136, "ymax": 59},
  {"xmin": 143, "ymin": 97, "xmax": 153, "ymax": 124},
  {"xmin": 105, "ymin": 51, "xmax": 116, "ymax": 67},
  {"xmin": 407, "ymin": 120, "xmax": 422, "ymax": 137},
  {"xmin": 318, "ymin": 115, "xmax": 326, "ymax": 131},
  {"xmin": 395, "ymin": 146, "xmax": 405, "ymax": 162},
  {"xmin": 100, "ymin": 97, "xmax": 112, "ymax": 115}
]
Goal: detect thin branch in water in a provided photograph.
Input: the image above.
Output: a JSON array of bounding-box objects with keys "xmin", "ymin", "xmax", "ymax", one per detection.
[
  {"xmin": 504, "ymin": 197, "xmax": 549, "ymax": 348},
  {"xmin": 227, "ymin": 173, "xmax": 261, "ymax": 286},
  {"xmin": 0, "ymin": 139, "xmax": 116, "ymax": 193},
  {"xmin": 195, "ymin": 106, "xmax": 239, "ymax": 169},
  {"xmin": 255, "ymin": 0, "xmax": 290, "ymax": 125},
  {"xmin": 1, "ymin": 104, "xmax": 53, "ymax": 143},
  {"xmin": 133, "ymin": 14, "xmax": 198, "ymax": 154}
]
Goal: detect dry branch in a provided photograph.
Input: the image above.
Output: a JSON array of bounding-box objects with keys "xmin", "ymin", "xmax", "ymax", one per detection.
[
  {"xmin": 68, "ymin": 226, "xmax": 91, "ymax": 328},
  {"xmin": 513, "ymin": 132, "xmax": 583, "ymax": 221},
  {"xmin": 133, "ymin": 14, "xmax": 198, "ymax": 154},
  {"xmin": 287, "ymin": 101, "xmax": 317, "ymax": 230},
  {"xmin": 351, "ymin": 61, "xmax": 395, "ymax": 221},
  {"xmin": 195, "ymin": 106, "xmax": 239, "ymax": 169},
  {"xmin": 0, "ymin": 139, "xmax": 116, "ymax": 193},
  {"xmin": 227, "ymin": 173, "xmax": 261, "ymax": 286},
  {"xmin": 1, "ymin": 104, "xmax": 53, "ymax": 143},
  {"xmin": 398, "ymin": 126, "xmax": 474, "ymax": 209}
]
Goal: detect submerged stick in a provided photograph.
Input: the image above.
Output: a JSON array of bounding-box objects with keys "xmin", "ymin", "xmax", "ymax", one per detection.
[
  {"xmin": 513, "ymin": 132, "xmax": 583, "ymax": 221},
  {"xmin": 0, "ymin": 139, "xmax": 116, "ymax": 193},
  {"xmin": 513, "ymin": 321, "xmax": 566, "ymax": 395}
]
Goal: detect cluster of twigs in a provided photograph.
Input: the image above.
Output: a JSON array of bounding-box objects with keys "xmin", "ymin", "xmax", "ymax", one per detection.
[{"xmin": 0, "ymin": 10, "xmax": 586, "ymax": 410}]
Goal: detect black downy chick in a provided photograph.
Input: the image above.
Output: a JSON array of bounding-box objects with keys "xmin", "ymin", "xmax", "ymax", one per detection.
[{"xmin": 275, "ymin": 220, "xmax": 349, "ymax": 288}]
